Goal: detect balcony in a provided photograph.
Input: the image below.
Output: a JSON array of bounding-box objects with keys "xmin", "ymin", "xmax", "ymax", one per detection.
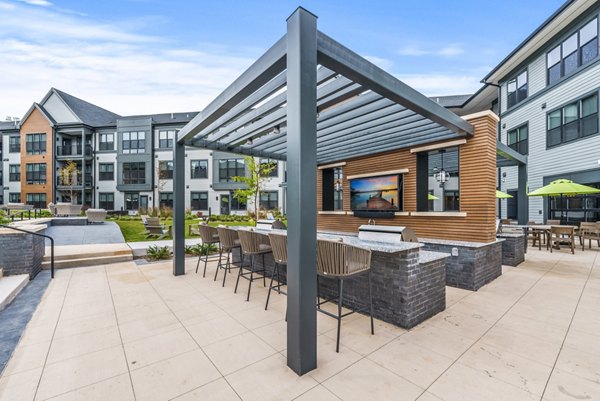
[
  {"xmin": 55, "ymin": 144, "xmax": 93, "ymax": 158},
  {"xmin": 56, "ymin": 174, "xmax": 92, "ymax": 188}
]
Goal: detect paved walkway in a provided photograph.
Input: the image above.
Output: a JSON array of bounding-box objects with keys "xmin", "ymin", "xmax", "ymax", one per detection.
[
  {"xmin": 0, "ymin": 248, "xmax": 598, "ymax": 400},
  {"xmin": 44, "ymin": 222, "xmax": 125, "ymax": 246}
]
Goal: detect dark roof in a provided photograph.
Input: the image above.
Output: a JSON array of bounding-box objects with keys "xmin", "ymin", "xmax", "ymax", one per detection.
[
  {"xmin": 53, "ymin": 88, "xmax": 121, "ymax": 126},
  {"xmin": 123, "ymin": 111, "xmax": 200, "ymax": 125},
  {"xmin": 0, "ymin": 120, "xmax": 19, "ymax": 131},
  {"xmin": 429, "ymin": 94, "xmax": 473, "ymax": 108}
]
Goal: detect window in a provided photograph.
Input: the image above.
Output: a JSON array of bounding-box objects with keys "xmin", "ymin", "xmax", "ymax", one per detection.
[
  {"xmin": 218, "ymin": 159, "xmax": 245, "ymax": 182},
  {"xmin": 9, "ymin": 193, "xmax": 20, "ymax": 203},
  {"xmin": 547, "ymin": 93, "xmax": 599, "ymax": 147},
  {"xmin": 547, "ymin": 18, "xmax": 598, "ymax": 85},
  {"xmin": 99, "ymin": 133, "xmax": 114, "ymax": 151},
  {"xmin": 191, "ymin": 192, "xmax": 209, "ymax": 210},
  {"xmin": 9, "ymin": 136, "xmax": 19, "ymax": 153},
  {"xmin": 426, "ymin": 147, "xmax": 460, "ymax": 212},
  {"xmin": 190, "ymin": 160, "xmax": 208, "ymax": 179},
  {"xmin": 9, "ymin": 164, "xmax": 20, "ymax": 182},
  {"xmin": 98, "ymin": 193, "xmax": 114, "ymax": 210},
  {"xmin": 124, "ymin": 192, "xmax": 139, "ymax": 210},
  {"xmin": 158, "ymin": 160, "xmax": 173, "ymax": 180},
  {"xmin": 231, "ymin": 193, "xmax": 247, "ymax": 210},
  {"xmin": 507, "ymin": 125, "xmax": 528, "ymax": 155},
  {"xmin": 26, "ymin": 193, "xmax": 46, "ymax": 209},
  {"xmin": 259, "ymin": 191, "xmax": 279, "ymax": 210},
  {"xmin": 122, "ymin": 131, "xmax": 146, "ymax": 154},
  {"xmin": 322, "ymin": 166, "xmax": 344, "ymax": 211},
  {"xmin": 333, "ymin": 167, "xmax": 343, "ymax": 210},
  {"xmin": 99, "ymin": 163, "xmax": 114, "ymax": 180},
  {"xmin": 25, "ymin": 163, "xmax": 46, "ymax": 185},
  {"xmin": 260, "ymin": 159, "xmax": 278, "ymax": 177},
  {"xmin": 122, "ymin": 162, "xmax": 146, "ymax": 185},
  {"xmin": 159, "ymin": 192, "xmax": 173, "ymax": 209},
  {"xmin": 25, "ymin": 133, "xmax": 46, "ymax": 155},
  {"xmin": 158, "ymin": 130, "xmax": 175, "ymax": 149},
  {"xmin": 507, "ymin": 71, "xmax": 528, "ymax": 108}
]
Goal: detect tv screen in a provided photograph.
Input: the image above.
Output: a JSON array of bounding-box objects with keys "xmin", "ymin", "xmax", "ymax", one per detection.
[{"xmin": 350, "ymin": 174, "xmax": 401, "ymax": 211}]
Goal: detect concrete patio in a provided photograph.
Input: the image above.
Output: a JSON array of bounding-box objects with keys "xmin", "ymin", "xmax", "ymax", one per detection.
[{"xmin": 0, "ymin": 248, "xmax": 598, "ymax": 401}]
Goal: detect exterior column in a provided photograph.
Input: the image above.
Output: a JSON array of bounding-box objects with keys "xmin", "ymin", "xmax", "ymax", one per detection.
[
  {"xmin": 286, "ymin": 7, "xmax": 318, "ymax": 375},
  {"xmin": 173, "ymin": 139, "xmax": 186, "ymax": 276},
  {"xmin": 517, "ymin": 163, "xmax": 528, "ymax": 224}
]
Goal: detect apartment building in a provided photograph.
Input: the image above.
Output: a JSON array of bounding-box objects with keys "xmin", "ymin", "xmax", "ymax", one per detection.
[{"xmin": 0, "ymin": 88, "xmax": 286, "ymax": 214}]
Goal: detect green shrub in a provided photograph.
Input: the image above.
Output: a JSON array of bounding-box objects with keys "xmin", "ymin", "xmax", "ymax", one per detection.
[
  {"xmin": 146, "ymin": 245, "xmax": 171, "ymax": 260},
  {"xmin": 186, "ymin": 243, "xmax": 218, "ymax": 256},
  {"xmin": 159, "ymin": 207, "xmax": 173, "ymax": 218},
  {"xmin": 0, "ymin": 210, "xmax": 8, "ymax": 225}
]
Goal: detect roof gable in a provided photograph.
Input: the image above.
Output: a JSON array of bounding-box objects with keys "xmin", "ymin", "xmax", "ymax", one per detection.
[{"xmin": 41, "ymin": 88, "xmax": 121, "ymax": 127}]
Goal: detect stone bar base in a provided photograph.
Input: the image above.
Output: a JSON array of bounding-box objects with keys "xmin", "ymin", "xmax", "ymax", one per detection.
[
  {"xmin": 0, "ymin": 225, "xmax": 46, "ymax": 279},
  {"xmin": 496, "ymin": 233, "xmax": 525, "ymax": 267}
]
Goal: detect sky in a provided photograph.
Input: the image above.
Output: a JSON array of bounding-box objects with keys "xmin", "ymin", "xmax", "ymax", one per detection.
[{"xmin": 0, "ymin": 0, "xmax": 566, "ymax": 119}]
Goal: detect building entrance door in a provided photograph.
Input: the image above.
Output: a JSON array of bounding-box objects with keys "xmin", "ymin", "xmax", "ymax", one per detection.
[{"xmin": 220, "ymin": 195, "xmax": 230, "ymax": 215}]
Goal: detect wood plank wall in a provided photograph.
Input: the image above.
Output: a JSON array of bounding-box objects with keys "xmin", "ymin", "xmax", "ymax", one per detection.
[{"xmin": 317, "ymin": 112, "xmax": 498, "ymax": 243}]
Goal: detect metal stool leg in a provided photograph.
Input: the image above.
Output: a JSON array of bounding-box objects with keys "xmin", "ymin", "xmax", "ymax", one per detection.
[
  {"xmin": 222, "ymin": 250, "xmax": 230, "ymax": 287},
  {"xmin": 202, "ymin": 248, "xmax": 209, "ymax": 277},
  {"xmin": 262, "ymin": 253, "xmax": 266, "ymax": 287},
  {"xmin": 336, "ymin": 278, "xmax": 343, "ymax": 353},
  {"xmin": 265, "ymin": 262, "xmax": 276, "ymax": 310},
  {"xmin": 246, "ymin": 255, "xmax": 254, "ymax": 302},
  {"xmin": 213, "ymin": 246, "xmax": 223, "ymax": 282},
  {"xmin": 195, "ymin": 254, "xmax": 202, "ymax": 274},
  {"xmin": 368, "ymin": 271, "xmax": 374, "ymax": 335},
  {"xmin": 234, "ymin": 253, "xmax": 245, "ymax": 294}
]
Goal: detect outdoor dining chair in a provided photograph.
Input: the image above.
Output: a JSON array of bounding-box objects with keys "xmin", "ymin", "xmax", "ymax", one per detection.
[
  {"xmin": 196, "ymin": 224, "xmax": 223, "ymax": 277},
  {"xmin": 549, "ymin": 225, "xmax": 575, "ymax": 254},
  {"xmin": 235, "ymin": 230, "xmax": 272, "ymax": 302},
  {"xmin": 547, "ymin": 219, "xmax": 561, "ymax": 225},
  {"xmin": 271, "ymin": 220, "xmax": 287, "ymax": 230},
  {"xmin": 578, "ymin": 222, "xmax": 600, "ymax": 251},
  {"xmin": 265, "ymin": 233, "xmax": 287, "ymax": 310},
  {"xmin": 216, "ymin": 226, "xmax": 243, "ymax": 286},
  {"xmin": 401, "ymin": 227, "xmax": 418, "ymax": 242},
  {"xmin": 527, "ymin": 221, "xmax": 543, "ymax": 248},
  {"xmin": 316, "ymin": 238, "xmax": 374, "ymax": 353}
]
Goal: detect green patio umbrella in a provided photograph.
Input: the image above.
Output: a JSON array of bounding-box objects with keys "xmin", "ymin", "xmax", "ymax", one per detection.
[
  {"xmin": 428, "ymin": 194, "xmax": 439, "ymax": 200},
  {"xmin": 528, "ymin": 179, "xmax": 600, "ymax": 221},
  {"xmin": 496, "ymin": 190, "xmax": 512, "ymax": 199}
]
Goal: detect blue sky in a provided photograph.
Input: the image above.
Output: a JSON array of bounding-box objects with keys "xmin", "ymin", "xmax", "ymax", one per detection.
[{"xmin": 0, "ymin": 0, "xmax": 565, "ymax": 117}]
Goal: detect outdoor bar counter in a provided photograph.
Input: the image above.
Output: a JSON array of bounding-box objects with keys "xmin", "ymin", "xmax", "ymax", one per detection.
[{"xmin": 229, "ymin": 227, "xmax": 449, "ymax": 329}]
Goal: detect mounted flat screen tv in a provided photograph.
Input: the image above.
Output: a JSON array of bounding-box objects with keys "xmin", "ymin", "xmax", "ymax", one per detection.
[{"xmin": 350, "ymin": 174, "xmax": 402, "ymax": 211}]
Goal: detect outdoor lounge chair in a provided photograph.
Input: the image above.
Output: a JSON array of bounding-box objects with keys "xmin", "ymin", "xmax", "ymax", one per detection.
[
  {"xmin": 235, "ymin": 229, "xmax": 271, "ymax": 302},
  {"xmin": 144, "ymin": 220, "xmax": 172, "ymax": 240},
  {"xmin": 141, "ymin": 215, "xmax": 150, "ymax": 225},
  {"xmin": 55, "ymin": 202, "xmax": 82, "ymax": 217},
  {"xmin": 265, "ymin": 233, "xmax": 287, "ymax": 310},
  {"xmin": 316, "ymin": 238, "xmax": 374, "ymax": 353},
  {"xmin": 401, "ymin": 227, "xmax": 418, "ymax": 242},
  {"xmin": 85, "ymin": 208, "xmax": 107, "ymax": 224},
  {"xmin": 216, "ymin": 226, "xmax": 242, "ymax": 286},
  {"xmin": 578, "ymin": 222, "xmax": 600, "ymax": 251},
  {"xmin": 196, "ymin": 224, "xmax": 222, "ymax": 277},
  {"xmin": 549, "ymin": 225, "xmax": 575, "ymax": 254}
]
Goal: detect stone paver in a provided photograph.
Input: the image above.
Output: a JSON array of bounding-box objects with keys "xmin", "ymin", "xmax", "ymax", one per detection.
[{"xmin": 0, "ymin": 247, "xmax": 598, "ymax": 400}]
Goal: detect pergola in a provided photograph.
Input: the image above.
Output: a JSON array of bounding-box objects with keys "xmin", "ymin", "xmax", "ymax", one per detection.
[
  {"xmin": 173, "ymin": 7, "xmax": 475, "ymax": 375},
  {"xmin": 496, "ymin": 141, "xmax": 528, "ymax": 224}
]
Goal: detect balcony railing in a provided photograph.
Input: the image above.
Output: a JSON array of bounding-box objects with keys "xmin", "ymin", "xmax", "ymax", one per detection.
[
  {"xmin": 56, "ymin": 174, "xmax": 92, "ymax": 187},
  {"xmin": 56, "ymin": 144, "xmax": 92, "ymax": 157}
]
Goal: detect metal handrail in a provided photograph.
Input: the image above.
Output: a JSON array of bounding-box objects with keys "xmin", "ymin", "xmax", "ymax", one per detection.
[{"xmin": 0, "ymin": 224, "xmax": 54, "ymax": 279}]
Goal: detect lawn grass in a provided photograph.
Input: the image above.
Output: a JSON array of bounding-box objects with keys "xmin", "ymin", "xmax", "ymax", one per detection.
[{"xmin": 112, "ymin": 218, "xmax": 255, "ymax": 242}]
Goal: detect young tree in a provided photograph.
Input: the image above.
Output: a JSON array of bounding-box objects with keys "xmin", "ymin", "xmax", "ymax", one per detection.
[
  {"xmin": 232, "ymin": 156, "xmax": 277, "ymax": 220},
  {"xmin": 57, "ymin": 160, "xmax": 80, "ymax": 204}
]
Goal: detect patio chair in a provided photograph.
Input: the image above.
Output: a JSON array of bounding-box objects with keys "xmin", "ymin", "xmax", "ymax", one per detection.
[
  {"xmin": 401, "ymin": 227, "xmax": 418, "ymax": 242},
  {"xmin": 144, "ymin": 223, "xmax": 172, "ymax": 240},
  {"xmin": 527, "ymin": 221, "xmax": 543, "ymax": 248},
  {"xmin": 85, "ymin": 208, "xmax": 107, "ymax": 224},
  {"xmin": 189, "ymin": 223, "xmax": 201, "ymax": 236},
  {"xmin": 316, "ymin": 239, "xmax": 374, "ymax": 353},
  {"xmin": 272, "ymin": 220, "xmax": 287, "ymax": 230},
  {"xmin": 216, "ymin": 227, "xmax": 243, "ymax": 287},
  {"xmin": 578, "ymin": 222, "xmax": 600, "ymax": 251},
  {"xmin": 547, "ymin": 219, "xmax": 561, "ymax": 225},
  {"xmin": 235, "ymin": 229, "xmax": 271, "ymax": 302},
  {"xmin": 549, "ymin": 225, "xmax": 575, "ymax": 254},
  {"xmin": 141, "ymin": 215, "xmax": 150, "ymax": 225},
  {"xmin": 265, "ymin": 233, "xmax": 287, "ymax": 310},
  {"xmin": 196, "ymin": 224, "xmax": 223, "ymax": 277}
]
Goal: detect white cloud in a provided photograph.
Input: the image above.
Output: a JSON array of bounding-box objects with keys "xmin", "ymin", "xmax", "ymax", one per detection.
[
  {"xmin": 398, "ymin": 43, "xmax": 465, "ymax": 57},
  {"xmin": 395, "ymin": 73, "xmax": 482, "ymax": 97},
  {"xmin": 16, "ymin": 0, "xmax": 52, "ymax": 6}
]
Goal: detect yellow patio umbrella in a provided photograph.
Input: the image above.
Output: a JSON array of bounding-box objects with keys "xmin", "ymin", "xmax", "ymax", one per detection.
[
  {"xmin": 528, "ymin": 179, "xmax": 600, "ymax": 221},
  {"xmin": 496, "ymin": 190, "xmax": 512, "ymax": 199}
]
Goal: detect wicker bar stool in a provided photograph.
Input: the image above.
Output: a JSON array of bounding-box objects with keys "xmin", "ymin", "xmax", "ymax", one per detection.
[
  {"xmin": 196, "ymin": 224, "xmax": 223, "ymax": 277},
  {"xmin": 235, "ymin": 230, "xmax": 272, "ymax": 301},
  {"xmin": 316, "ymin": 239, "xmax": 374, "ymax": 353},
  {"xmin": 265, "ymin": 233, "xmax": 288, "ymax": 310},
  {"xmin": 216, "ymin": 226, "xmax": 244, "ymax": 286}
]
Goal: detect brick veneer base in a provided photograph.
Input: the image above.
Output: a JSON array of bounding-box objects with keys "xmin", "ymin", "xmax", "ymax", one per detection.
[
  {"xmin": 0, "ymin": 232, "xmax": 45, "ymax": 279},
  {"xmin": 496, "ymin": 233, "xmax": 526, "ymax": 267}
]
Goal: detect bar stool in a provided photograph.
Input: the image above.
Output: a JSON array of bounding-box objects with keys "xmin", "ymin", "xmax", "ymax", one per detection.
[
  {"xmin": 235, "ymin": 230, "xmax": 272, "ymax": 301},
  {"xmin": 216, "ymin": 226, "xmax": 243, "ymax": 286},
  {"xmin": 316, "ymin": 239, "xmax": 374, "ymax": 353},
  {"xmin": 265, "ymin": 233, "xmax": 287, "ymax": 310},
  {"xmin": 196, "ymin": 224, "xmax": 222, "ymax": 277}
]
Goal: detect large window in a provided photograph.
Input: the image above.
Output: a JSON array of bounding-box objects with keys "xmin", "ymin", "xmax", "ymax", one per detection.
[
  {"xmin": 99, "ymin": 133, "xmax": 114, "ymax": 151},
  {"xmin": 260, "ymin": 159, "xmax": 278, "ymax": 177},
  {"xmin": 191, "ymin": 191, "xmax": 209, "ymax": 210},
  {"xmin": 124, "ymin": 192, "xmax": 139, "ymax": 210},
  {"xmin": 259, "ymin": 191, "xmax": 279, "ymax": 210},
  {"xmin": 99, "ymin": 193, "xmax": 114, "ymax": 210},
  {"xmin": 9, "ymin": 164, "xmax": 20, "ymax": 182},
  {"xmin": 507, "ymin": 125, "xmax": 528, "ymax": 155},
  {"xmin": 122, "ymin": 131, "xmax": 146, "ymax": 154},
  {"xmin": 25, "ymin": 133, "xmax": 46, "ymax": 155},
  {"xmin": 9, "ymin": 136, "xmax": 19, "ymax": 153},
  {"xmin": 158, "ymin": 130, "xmax": 175, "ymax": 149},
  {"xmin": 507, "ymin": 71, "xmax": 528, "ymax": 108},
  {"xmin": 122, "ymin": 162, "xmax": 146, "ymax": 185},
  {"xmin": 231, "ymin": 193, "xmax": 247, "ymax": 211},
  {"xmin": 25, "ymin": 163, "xmax": 46, "ymax": 185},
  {"xmin": 547, "ymin": 18, "xmax": 598, "ymax": 85},
  {"xmin": 427, "ymin": 147, "xmax": 459, "ymax": 212},
  {"xmin": 159, "ymin": 192, "xmax": 173, "ymax": 209},
  {"xmin": 159, "ymin": 161, "xmax": 173, "ymax": 179},
  {"xmin": 190, "ymin": 160, "xmax": 208, "ymax": 179},
  {"xmin": 218, "ymin": 159, "xmax": 245, "ymax": 182},
  {"xmin": 98, "ymin": 163, "xmax": 114, "ymax": 181},
  {"xmin": 26, "ymin": 193, "xmax": 46, "ymax": 209},
  {"xmin": 9, "ymin": 193, "xmax": 20, "ymax": 203},
  {"xmin": 321, "ymin": 166, "xmax": 344, "ymax": 211},
  {"xmin": 547, "ymin": 93, "xmax": 598, "ymax": 148}
]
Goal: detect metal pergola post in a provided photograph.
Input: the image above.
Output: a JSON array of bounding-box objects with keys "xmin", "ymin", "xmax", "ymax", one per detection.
[
  {"xmin": 173, "ymin": 139, "xmax": 186, "ymax": 276},
  {"xmin": 285, "ymin": 7, "xmax": 318, "ymax": 375},
  {"xmin": 518, "ymin": 163, "xmax": 528, "ymax": 225}
]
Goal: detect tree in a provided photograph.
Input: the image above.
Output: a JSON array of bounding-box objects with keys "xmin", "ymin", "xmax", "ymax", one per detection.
[
  {"xmin": 232, "ymin": 156, "xmax": 277, "ymax": 219},
  {"xmin": 57, "ymin": 160, "xmax": 80, "ymax": 204}
]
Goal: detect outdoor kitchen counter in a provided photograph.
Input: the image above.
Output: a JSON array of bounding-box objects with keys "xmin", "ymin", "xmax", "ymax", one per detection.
[{"xmin": 227, "ymin": 226, "xmax": 447, "ymax": 328}]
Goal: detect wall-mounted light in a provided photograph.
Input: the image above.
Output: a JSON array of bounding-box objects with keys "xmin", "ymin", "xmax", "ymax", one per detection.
[{"xmin": 541, "ymin": 103, "xmax": 547, "ymax": 109}]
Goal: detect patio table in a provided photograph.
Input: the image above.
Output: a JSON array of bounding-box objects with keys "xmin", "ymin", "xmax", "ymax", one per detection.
[{"xmin": 526, "ymin": 225, "xmax": 577, "ymax": 251}]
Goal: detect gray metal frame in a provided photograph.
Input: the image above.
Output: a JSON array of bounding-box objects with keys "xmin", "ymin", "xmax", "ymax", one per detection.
[{"xmin": 173, "ymin": 7, "xmax": 477, "ymax": 375}]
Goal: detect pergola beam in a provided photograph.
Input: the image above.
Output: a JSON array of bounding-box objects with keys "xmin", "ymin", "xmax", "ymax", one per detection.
[{"xmin": 496, "ymin": 141, "xmax": 527, "ymax": 165}]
